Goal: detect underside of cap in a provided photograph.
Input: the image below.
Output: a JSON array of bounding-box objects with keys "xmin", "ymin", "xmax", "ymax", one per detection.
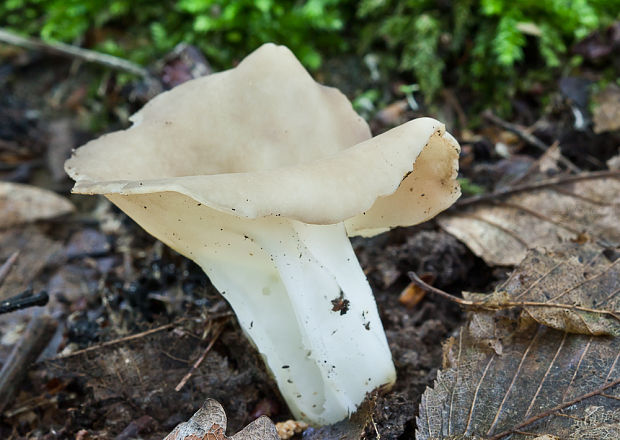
[{"xmin": 66, "ymin": 43, "xmax": 460, "ymax": 233}]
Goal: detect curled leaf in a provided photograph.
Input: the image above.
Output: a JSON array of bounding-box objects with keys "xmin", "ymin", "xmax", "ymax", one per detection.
[{"xmin": 164, "ymin": 399, "xmax": 279, "ymax": 440}]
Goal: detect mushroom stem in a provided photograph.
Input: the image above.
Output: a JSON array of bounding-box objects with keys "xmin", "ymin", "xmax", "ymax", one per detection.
[
  {"xmin": 221, "ymin": 220, "xmax": 395, "ymax": 424},
  {"xmin": 107, "ymin": 193, "xmax": 395, "ymax": 425}
]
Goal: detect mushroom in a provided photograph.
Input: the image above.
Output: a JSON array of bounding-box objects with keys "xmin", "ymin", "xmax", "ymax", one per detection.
[{"xmin": 64, "ymin": 44, "xmax": 460, "ymax": 425}]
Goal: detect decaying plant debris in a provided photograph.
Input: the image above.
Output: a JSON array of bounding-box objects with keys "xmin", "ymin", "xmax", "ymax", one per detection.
[
  {"xmin": 417, "ymin": 243, "xmax": 620, "ymax": 440},
  {"xmin": 164, "ymin": 399, "xmax": 279, "ymax": 440},
  {"xmin": 1, "ymin": 29, "xmax": 620, "ymax": 440},
  {"xmin": 439, "ymin": 170, "xmax": 620, "ymax": 266}
]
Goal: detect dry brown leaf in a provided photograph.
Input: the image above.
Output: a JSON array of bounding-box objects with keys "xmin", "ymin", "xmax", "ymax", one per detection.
[
  {"xmin": 472, "ymin": 243, "xmax": 620, "ymax": 336},
  {"xmin": 592, "ymin": 85, "xmax": 620, "ymax": 134},
  {"xmin": 399, "ymin": 279, "xmax": 429, "ymax": 309},
  {"xmin": 164, "ymin": 399, "xmax": 279, "ymax": 440},
  {"xmin": 416, "ymin": 244, "xmax": 620, "ymax": 440},
  {"xmin": 0, "ymin": 226, "xmax": 63, "ymax": 299},
  {"xmin": 0, "ymin": 182, "xmax": 74, "ymax": 229},
  {"xmin": 438, "ymin": 172, "xmax": 620, "ymax": 266}
]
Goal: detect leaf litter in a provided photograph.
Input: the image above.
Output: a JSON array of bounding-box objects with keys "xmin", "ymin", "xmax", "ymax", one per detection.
[
  {"xmin": 415, "ymin": 242, "xmax": 620, "ymax": 440},
  {"xmin": 164, "ymin": 398, "xmax": 279, "ymax": 440},
  {"xmin": 0, "ymin": 182, "xmax": 74, "ymax": 229},
  {"xmin": 438, "ymin": 170, "xmax": 620, "ymax": 266}
]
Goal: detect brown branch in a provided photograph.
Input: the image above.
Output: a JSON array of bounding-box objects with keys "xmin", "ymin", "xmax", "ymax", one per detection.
[
  {"xmin": 175, "ymin": 323, "xmax": 225, "ymax": 392},
  {"xmin": 0, "ymin": 28, "xmax": 149, "ymax": 77},
  {"xmin": 52, "ymin": 321, "xmax": 184, "ymax": 360},
  {"xmin": 0, "ymin": 251, "xmax": 19, "ymax": 287},
  {"xmin": 487, "ymin": 377, "xmax": 620, "ymax": 440},
  {"xmin": 510, "ymin": 300, "xmax": 620, "ymax": 322},
  {"xmin": 0, "ymin": 315, "xmax": 57, "ymax": 412},
  {"xmin": 408, "ymin": 272, "xmax": 620, "ymax": 322},
  {"xmin": 482, "ymin": 110, "xmax": 580, "ymax": 172},
  {"xmin": 51, "ymin": 312, "xmax": 232, "ymax": 360},
  {"xmin": 455, "ymin": 170, "xmax": 620, "ymax": 208},
  {"xmin": 407, "ymin": 272, "xmax": 474, "ymax": 306}
]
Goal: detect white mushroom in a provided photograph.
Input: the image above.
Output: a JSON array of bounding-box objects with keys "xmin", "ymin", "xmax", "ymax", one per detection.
[{"xmin": 65, "ymin": 43, "xmax": 460, "ymax": 425}]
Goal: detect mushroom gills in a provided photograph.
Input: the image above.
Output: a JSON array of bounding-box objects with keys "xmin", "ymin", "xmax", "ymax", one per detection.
[{"xmin": 107, "ymin": 192, "xmax": 395, "ymax": 425}]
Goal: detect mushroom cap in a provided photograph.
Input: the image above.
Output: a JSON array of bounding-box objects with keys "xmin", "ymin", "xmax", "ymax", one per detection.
[{"xmin": 65, "ymin": 43, "xmax": 460, "ymax": 235}]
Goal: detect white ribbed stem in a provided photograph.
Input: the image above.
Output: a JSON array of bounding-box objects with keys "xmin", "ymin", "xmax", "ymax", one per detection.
[{"xmin": 108, "ymin": 194, "xmax": 395, "ymax": 425}]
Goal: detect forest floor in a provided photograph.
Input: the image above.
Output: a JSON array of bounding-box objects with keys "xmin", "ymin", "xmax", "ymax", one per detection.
[{"xmin": 0, "ymin": 42, "xmax": 618, "ymax": 440}]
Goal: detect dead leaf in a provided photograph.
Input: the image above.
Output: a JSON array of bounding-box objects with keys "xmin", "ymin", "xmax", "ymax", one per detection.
[
  {"xmin": 439, "ymin": 172, "xmax": 620, "ymax": 266},
  {"xmin": 0, "ymin": 182, "xmax": 74, "ymax": 229},
  {"xmin": 375, "ymin": 100, "xmax": 409, "ymax": 126},
  {"xmin": 473, "ymin": 243, "xmax": 620, "ymax": 336},
  {"xmin": 44, "ymin": 320, "xmax": 265, "ymax": 436},
  {"xmin": 164, "ymin": 399, "xmax": 279, "ymax": 440},
  {"xmin": 572, "ymin": 21, "xmax": 620, "ymax": 61},
  {"xmin": 399, "ymin": 275, "xmax": 434, "ymax": 309},
  {"xmin": 0, "ymin": 226, "xmax": 63, "ymax": 299},
  {"xmin": 416, "ymin": 245, "xmax": 620, "ymax": 440},
  {"xmin": 592, "ymin": 85, "xmax": 620, "ymax": 134}
]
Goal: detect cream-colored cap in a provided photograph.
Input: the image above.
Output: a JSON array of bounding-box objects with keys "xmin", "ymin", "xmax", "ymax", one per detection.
[{"xmin": 65, "ymin": 43, "xmax": 460, "ymax": 235}]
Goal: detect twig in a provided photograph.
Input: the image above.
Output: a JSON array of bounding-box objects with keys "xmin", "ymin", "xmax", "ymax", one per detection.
[
  {"xmin": 0, "ymin": 28, "xmax": 149, "ymax": 77},
  {"xmin": 407, "ymin": 272, "xmax": 474, "ymax": 306},
  {"xmin": 0, "ymin": 251, "xmax": 19, "ymax": 287},
  {"xmin": 513, "ymin": 301, "xmax": 620, "ymax": 322},
  {"xmin": 52, "ymin": 319, "xmax": 186, "ymax": 360},
  {"xmin": 175, "ymin": 323, "xmax": 225, "ymax": 392},
  {"xmin": 442, "ymin": 89, "xmax": 467, "ymax": 129},
  {"xmin": 0, "ymin": 315, "xmax": 57, "ymax": 412},
  {"xmin": 0, "ymin": 289, "xmax": 49, "ymax": 315},
  {"xmin": 408, "ymin": 273, "xmax": 620, "ymax": 438},
  {"xmin": 487, "ymin": 377, "xmax": 620, "ymax": 440},
  {"xmin": 408, "ymin": 272, "xmax": 620, "ymax": 321},
  {"xmin": 483, "ymin": 111, "xmax": 549, "ymax": 152},
  {"xmin": 483, "ymin": 110, "xmax": 580, "ymax": 173},
  {"xmin": 507, "ymin": 141, "xmax": 560, "ymax": 186},
  {"xmin": 51, "ymin": 312, "xmax": 233, "ymax": 360},
  {"xmin": 371, "ymin": 415, "xmax": 381, "ymax": 440},
  {"xmin": 455, "ymin": 170, "xmax": 620, "ymax": 208},
  {"xmin": 50, "ymin": 318, "xmax": 182, "ymax": 361}
]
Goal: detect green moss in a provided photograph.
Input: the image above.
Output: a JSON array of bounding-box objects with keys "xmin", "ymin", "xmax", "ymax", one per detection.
[
  {"xmin": 356, "ymin": 0, "xmax": 620, "ymax": 109},
  {"xmin": 1, "ymin": 0, "xmax": 618, "ymax": 114},
  {"xmin": 0, "ymin": 0, "xmax": 353, "ymax": 71}
]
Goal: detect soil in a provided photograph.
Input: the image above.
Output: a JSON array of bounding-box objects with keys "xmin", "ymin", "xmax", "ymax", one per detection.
[{"xmin": 0, "ymin": 47, "xmax": 616, "ymax": 440}]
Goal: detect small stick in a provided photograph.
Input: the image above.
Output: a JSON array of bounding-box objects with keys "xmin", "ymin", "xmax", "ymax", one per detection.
[
  {"xmin": 175, "ymin": 324, "xmax": 225, "ymax": 392},
  {"xmin": 408, "ymin": 272, "xmax": 620, "ymax": 321},
  {"xmin": 407, "ymin": 272, "xmax": 474, "ymax": 306},
  {"xmin": 455, "ymin": 170, "xmax": 620, "ymax": 208},
  {"xmin": 0, "ymin": 315, "xmax": 57, "ymax": 412},
  {"xmin": 0, "ymin": 251, "xmax": 19, "ymax": 287},
  {"xmin": 0, "ymin": 289, "xmax": 49, "ymax": 315},
  {"xmin": 483, "ymin": 110, "xmax": 580, "ymax": 173},
  {"xmin": 53, "ymin": 320, "xmax": 183, "ymax": 360},
  {"xmin": 0, "ymin": 28, "xmax": 149, "ymax": 77},
  {"xmin": 51, "ymin": 312, "xmax": 233, "ymax": 360},
  {"xmin": 487, "ymin": 377, "xmax": 620, "ymax": 440}
]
